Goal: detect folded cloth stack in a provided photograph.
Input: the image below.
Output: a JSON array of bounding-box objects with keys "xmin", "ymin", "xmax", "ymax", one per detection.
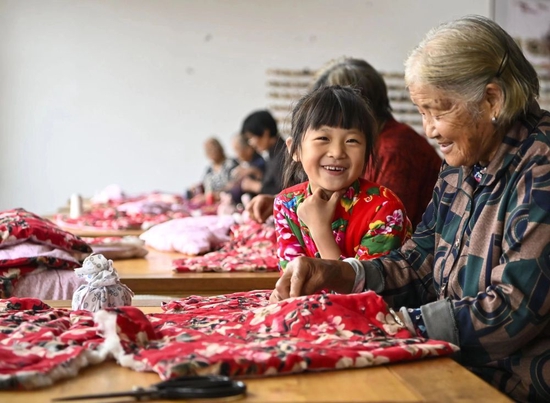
[
  {"xmin": 0, "ymin": 208, "xmax": 92, "ymax": 298},
  {"xmin": 72, "ymin": 254, "xmax": 133, "ymax": 311},
  {"xmin": 82, "ymin": 236, "xmax": 148, "ymax": 260}
]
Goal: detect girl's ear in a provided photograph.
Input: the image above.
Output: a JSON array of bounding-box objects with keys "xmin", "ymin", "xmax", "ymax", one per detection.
[{"xmin": 286, "ymin": 137, "xmax": 300, "ymax": 162}]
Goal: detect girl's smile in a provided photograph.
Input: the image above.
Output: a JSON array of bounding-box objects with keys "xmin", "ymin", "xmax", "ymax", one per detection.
[{"xmin": 290, "ymin": 125, "xmax": 367, "ymax": 195}]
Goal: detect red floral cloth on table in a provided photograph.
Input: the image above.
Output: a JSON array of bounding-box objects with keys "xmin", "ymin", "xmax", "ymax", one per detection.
[
  {"xmin": 173, "ymin": 221, "xmax": 279, "ymax": 272},
  {"xmin": 0, "ymin": 291, "xmax": 458, "ymax": 390},
  {"xmin": 0, "ymin": 209, "xmax": 92, "ymax": 298},
  {"xmin": 0, "ymin": 298, "xmax": 106, "ymax": 389},
  {"xmin": 55, "ymin": 207, "xmax": 191, "ymax": 231},
  {"xmin": 55, "ymin": 193, "xmax": 220, "ymax": 232}
]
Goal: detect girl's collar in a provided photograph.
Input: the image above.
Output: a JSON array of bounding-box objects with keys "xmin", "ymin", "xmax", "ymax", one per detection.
[{"xmin": 306, "ymin": 179, "xmax": 361, "ymax": 198}]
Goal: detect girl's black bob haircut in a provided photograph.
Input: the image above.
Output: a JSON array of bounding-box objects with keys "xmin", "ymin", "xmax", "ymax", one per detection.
[{"xmin": 283, "ymin": 85, "xmax": 377, "ymax": 188}]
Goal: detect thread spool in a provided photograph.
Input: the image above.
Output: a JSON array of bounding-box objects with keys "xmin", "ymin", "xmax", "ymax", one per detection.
[{"xmin": 69, "ymin": 194, "xmax": 83, "ymax": 218}]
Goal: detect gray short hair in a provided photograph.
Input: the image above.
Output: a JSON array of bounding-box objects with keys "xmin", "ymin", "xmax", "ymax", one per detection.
[{"xmin": 404, "ymin": 15, "xmax": 539, "ymax": 127}]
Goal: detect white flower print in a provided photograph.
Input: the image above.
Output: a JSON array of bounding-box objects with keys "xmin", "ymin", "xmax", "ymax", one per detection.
[
  {"xmin": 250, "ymin": 303, "xmax": 282, "ymax": 326},
  {"xmin": 375, "ymin": 312, "xmax": 404, "ymax": 335}
]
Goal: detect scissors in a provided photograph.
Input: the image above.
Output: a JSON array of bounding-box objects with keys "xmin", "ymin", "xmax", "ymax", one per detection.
[{"xmin": 51, "ymin": 375, "xmax": 246, "ymax": 401}]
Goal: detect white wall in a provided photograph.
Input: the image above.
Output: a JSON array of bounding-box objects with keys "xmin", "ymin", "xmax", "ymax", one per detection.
[{"xmin": 0, "ymin": 0, "xmax": 491, "ymax": 214}]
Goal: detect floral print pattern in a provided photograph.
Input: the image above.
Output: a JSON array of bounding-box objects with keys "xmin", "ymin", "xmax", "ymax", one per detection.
[
  {"xmin": 0, "ymin": 209, "xmax": 92, "ymax": 298},
  {"xmin": 173, "ymin": 221, "xmax": 278, "ymax": 272},
  {"xmin": 0, "ymin": 291, "xmax": 458, "ymax": 390},
  {"xmin": 274, "ymin": 179, "xmax": 412, "ymax": 271}
]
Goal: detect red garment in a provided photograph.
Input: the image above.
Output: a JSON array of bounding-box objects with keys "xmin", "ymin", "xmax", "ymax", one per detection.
[
  {"xmin": 274, "ymin": 179, "xmax": 412, "ymax": 271},
  {"xmin": 364, "ymin": 118, "xmax": 442, "ymax": 228},
  {"xmin": 0, "ymin": 291, "xmax": 458, "ymax": 389}
]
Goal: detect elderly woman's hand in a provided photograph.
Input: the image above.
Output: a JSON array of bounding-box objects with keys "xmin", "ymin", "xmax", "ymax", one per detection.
[{"xmin": 272, "ymin": 256, "xmax": 357, "ymax": 300}]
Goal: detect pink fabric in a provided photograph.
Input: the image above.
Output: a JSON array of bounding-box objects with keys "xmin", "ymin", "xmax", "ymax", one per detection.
[
  {"xmin": 0, "ymin": 243, "xmax": 82, "ymax": 262},
  {"xmin": 12, "ymin": 270, "xmax": 85, "ymax": 300},
  {"xmin": 140, "ymin": 215, "xmax": 235, "ymax": 255}
]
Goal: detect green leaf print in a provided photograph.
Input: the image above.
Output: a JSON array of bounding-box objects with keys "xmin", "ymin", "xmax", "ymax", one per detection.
[
  {"xmin": 332, "ymin": 218, "xmax": 347, "ymax": 231},
  {"xmin": 286, "ymin": 216, "xmax": 305, "ymax": 247},
  {"xmin": 360, "ymin": 234, "xmax": 400, "ymax": 255},
  {"xmin": 367, "ymin": 187, "xmax": 380, "ymax": 196}
]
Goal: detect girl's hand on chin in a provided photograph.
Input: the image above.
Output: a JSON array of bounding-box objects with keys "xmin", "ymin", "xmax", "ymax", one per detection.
[{"xmin": 297, "ymin": 188, "xmax": 343, "ymax": 234}]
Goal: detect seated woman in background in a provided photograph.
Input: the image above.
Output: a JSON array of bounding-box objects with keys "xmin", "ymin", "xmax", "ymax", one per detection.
[
  {"xmin": 226, "ymin": 134, "xmax": 266, "ymax": 204},
  {"xmin": 271, "ymin": 85, "xmax": 411, "ymax": 301},
  {"xmin": 240, "ymin": 110, "xmax": 286, "ymax": 196},
  {"xmin": 190, "ymin": 137, "xmax": 238, "ymax": 203},
  {"xmin": 271, "ymin": 15, "xmax": 550, "ymax": 402}
]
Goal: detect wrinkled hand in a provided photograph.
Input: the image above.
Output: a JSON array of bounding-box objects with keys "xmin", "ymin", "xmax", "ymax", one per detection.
[
  {"xmin": 269, "ymin": 288, "xmax": 282, "ymax": 304},
  {"xmin": 246, "ymin": 194, "xmax": 275, "ymax": 223},
  {"xmin": 271, "ymin": 256, "xmax": 356, "ymax": 300},
  {"xmin": 297, "ymin": 189, "xmax": 342, "ymax": 235}
]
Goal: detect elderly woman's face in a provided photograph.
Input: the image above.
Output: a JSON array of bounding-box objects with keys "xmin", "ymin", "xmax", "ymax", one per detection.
[
  {"xmin": 204, "ymin": 140, "xmax": 224, "ymax": 163},
  {"xmin": 409, "ymin": 84, "xmax": 500, "ymax": 167}
]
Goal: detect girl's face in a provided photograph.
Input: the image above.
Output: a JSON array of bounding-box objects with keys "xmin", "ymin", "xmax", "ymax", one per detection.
[
  {"xmin": 409, "ymin": 83, "xmax": 500, "ymax": 167},
  {"xmin": 291, "ymin": 125, "xmax": 367, "ymax": 194}
]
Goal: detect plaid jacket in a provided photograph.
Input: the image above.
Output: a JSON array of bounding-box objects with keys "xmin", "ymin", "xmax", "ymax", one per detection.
[{"xmin": 362, "ymin": 103, "xmax": 550, "ymax": 402}]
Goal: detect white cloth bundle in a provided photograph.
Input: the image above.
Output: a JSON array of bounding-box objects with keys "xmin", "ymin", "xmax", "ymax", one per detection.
[{"xmin": 71, "ymin": 254, "xmax": 133, "ymax": 311}]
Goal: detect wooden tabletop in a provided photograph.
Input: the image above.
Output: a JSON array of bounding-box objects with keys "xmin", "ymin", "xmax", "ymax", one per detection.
[
  {"xmin": 113, "ymin": 249, "xmax": 280, "ymax": 297},
  {"xmin": 65, "ymin": 227, "xmax": 145, "ymax": 237},
  {"xmin": 6, "ymin": 303, "xmax": 512, "ymax": 403}
]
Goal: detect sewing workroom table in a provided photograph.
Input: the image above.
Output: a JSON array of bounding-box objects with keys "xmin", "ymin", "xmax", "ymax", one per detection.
[
  {"xmin": 113, "ymin": 249, "xmax": 280, "ymax": 297},
  {"xmin": 4, "ymin": 301, "xmax": 512, "ymax": 403}
]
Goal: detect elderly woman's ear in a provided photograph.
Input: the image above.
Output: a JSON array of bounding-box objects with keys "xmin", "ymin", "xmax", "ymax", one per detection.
[{"xmin": 484, "ymin": 83, "xmax": 504, "ymax": 122}]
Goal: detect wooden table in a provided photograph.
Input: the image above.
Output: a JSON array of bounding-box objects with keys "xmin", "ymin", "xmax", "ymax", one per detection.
[
  {"xmin": 63, "ymin": 227, "xmax": 145, "ymax": 237},
  {"xmin": 113, "ymin": 249, "xmax": 280, "ymax": 297},
  {"xmin": 4, "ymin": 302, "xmax": 512, "ymax": 403}
]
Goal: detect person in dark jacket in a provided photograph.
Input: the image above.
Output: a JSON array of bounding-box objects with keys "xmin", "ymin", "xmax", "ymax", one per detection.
[{"xmin": 240, "ymin": 110, "xmax": 286, "ymax": 196}]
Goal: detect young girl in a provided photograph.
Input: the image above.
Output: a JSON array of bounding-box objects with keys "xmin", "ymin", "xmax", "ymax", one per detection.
[{"xmin": 274, "ymin": 85, "xmax": 412, "ymax": 274}]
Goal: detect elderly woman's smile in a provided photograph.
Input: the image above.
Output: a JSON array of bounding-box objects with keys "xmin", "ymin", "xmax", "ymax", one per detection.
[{"xmin": 409, "ymin": 83, "xmax": 502, "ymax": 168}]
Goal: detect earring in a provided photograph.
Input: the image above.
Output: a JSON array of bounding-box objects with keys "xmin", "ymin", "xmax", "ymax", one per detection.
[{"xmin": 491, "ymin": 116, "xmax": 497, "ymax": 124}]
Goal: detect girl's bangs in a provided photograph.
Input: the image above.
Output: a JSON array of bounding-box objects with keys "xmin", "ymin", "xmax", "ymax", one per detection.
[{"xmin": 304, "ymin": 90, "xmax": 369, "ymax": 132}]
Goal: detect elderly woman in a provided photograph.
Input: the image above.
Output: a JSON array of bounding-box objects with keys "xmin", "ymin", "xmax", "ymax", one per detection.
[{"xmin": 272, "ymin": 15, "xmax": 550, "ymax": 402}]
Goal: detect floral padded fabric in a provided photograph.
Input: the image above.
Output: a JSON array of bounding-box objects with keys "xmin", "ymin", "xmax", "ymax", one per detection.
[
  {"xmin": 0, "ymin": 291, "xmax": 458, "ymax": 390},
  {"xmin": 0, "ymin": 209, "xmax": 92, "ymax": 253},
  {"xmin": 173, "ymin": 221, "xmax": 279, "ymax": 272},
  {"xmin": 0, "ymin": 256, "xmax": 83, "ymax": 298},
  {"xmin": 0, "ymin": 209, "xmax": 92, "ymax": 298}
]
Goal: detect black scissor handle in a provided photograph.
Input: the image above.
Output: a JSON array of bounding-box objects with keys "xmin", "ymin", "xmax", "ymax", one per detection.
[
  {"xmin": 155, "ymin": 375, "xmax": 235, "ymax": 389},
  {"xmin": 156, "ymin": 381, "xmax": 247, "ymax": 399}
]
